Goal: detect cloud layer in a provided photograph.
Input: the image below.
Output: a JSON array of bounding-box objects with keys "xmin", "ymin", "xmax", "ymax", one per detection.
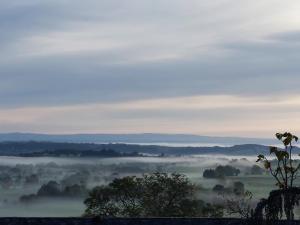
[{"xmin": 1, "ymin": 0, "xmax": 300, "ymax": 136}]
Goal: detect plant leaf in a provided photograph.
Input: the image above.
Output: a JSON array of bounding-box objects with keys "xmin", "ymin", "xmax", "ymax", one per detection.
[
  {"xmin": 264, "ymin": 161, "xmax": 271, "ymax": 169},
  {"xmin": 276, "ymin": 133, "xmax": 283, "ymax": 140}
]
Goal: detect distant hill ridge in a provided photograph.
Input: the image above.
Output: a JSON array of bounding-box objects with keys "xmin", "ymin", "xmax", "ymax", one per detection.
[
  {"xmin": 0, "ymin": 132, "xmax": 276, "ymax": 145},
  {"xmin": 0, "ymin": 141, "xmax": 295, "ymax": 156}
]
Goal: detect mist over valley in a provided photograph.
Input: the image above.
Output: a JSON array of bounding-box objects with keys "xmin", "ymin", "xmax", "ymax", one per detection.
[{"xmin": 0, "ymin": 136, "xmax": 293, "ymax": 217}]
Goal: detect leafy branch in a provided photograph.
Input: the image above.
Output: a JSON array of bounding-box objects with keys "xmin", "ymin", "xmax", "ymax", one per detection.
[{"xmin": 257, "ymin": 132, "xmax": 299, "ymax": 190}]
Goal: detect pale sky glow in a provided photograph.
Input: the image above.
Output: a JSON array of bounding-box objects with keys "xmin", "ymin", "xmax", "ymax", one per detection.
[
  {"xmin": 1, "ymin": 0, "xmax": 300, "ymax": 137},
  {"xmin": 0, "ymin": 95, "xmax": 300, "ymax": 137}
]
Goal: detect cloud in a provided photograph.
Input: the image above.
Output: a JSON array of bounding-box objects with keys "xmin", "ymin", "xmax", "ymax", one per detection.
[
  {"xmin": 269, "ymin": 31, "xmax": 300, "ymax": 43},
  {"xmin": 1, "ymin": 35, "xmax": 300, "ymax": 108},
  {"xmin": 0, "ymin": 95, "xmax": 299, "ymax": 137},
  {"xmin": 1, "ymin": 0, "xmax": 300, "ymax": 136}
]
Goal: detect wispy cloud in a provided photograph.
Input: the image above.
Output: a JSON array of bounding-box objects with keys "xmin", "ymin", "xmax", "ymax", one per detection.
[
  {"xmin": 0, "ymin": 0, "xmax": 300, "ymax": 136},
  {"xmin": 0, "ymin": 95, "xmax": 300, "ymax": 137}
]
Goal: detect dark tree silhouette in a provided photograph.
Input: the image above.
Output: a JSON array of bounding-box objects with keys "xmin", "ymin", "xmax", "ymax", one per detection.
[
  {"xmin": 84, "ymin": 173, "xmax": 223, "ymax": 218},
  {"xmin": 254, "ymin": 132, "xmax": 300, "ymax": 221},
  {"xmin": 203, "ymin": 165, "xmax": 240, "ymax": 178}
]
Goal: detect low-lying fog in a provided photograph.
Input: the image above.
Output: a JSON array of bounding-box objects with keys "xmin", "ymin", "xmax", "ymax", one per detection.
[{"xmin": 0, "ymin": 155, "xmax": 287, "ymax": 217}]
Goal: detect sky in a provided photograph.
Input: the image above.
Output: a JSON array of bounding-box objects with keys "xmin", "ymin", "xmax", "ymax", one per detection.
[{"xmin": 1, "ymin": 0, "xmax": 300, "ymax": 137}]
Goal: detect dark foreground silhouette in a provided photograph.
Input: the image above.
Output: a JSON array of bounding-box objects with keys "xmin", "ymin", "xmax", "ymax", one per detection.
[{"xmin": 0, "ymin": 218, "xmax": 300, "ymax": 225}]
